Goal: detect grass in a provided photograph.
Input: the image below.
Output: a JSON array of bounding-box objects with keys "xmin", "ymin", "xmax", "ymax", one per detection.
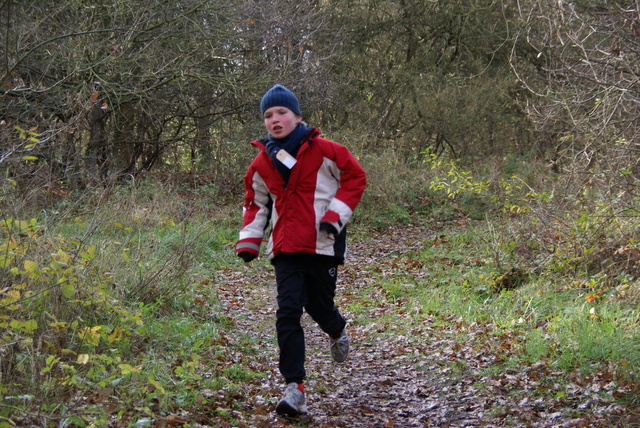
[
  {"xmin": 406, "ymin": 227, "xmax": 640, "ymax": 402},
  {"xmin": 2, "ymin": 157, "xmax": 640, "ymax": 425}
]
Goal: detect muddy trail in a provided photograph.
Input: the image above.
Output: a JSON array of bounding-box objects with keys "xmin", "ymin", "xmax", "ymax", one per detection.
[{"xmin": 213, "ymin": 224, "xmax": 630, "ymax": 427}]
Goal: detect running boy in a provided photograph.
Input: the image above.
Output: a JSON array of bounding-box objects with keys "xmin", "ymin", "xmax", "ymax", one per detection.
[{"xmin": 235, "ymin": 84, "xmax": 366, "ymax": 416}]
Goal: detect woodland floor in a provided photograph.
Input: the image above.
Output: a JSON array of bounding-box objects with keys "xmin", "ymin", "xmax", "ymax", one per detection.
[{"xmin": 208, "ymin": 223, "xmax": 637, "ymax": 428}]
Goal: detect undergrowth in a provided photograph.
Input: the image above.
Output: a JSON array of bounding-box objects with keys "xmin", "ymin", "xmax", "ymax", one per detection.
[
  {"xmin": 1, "ymin": 152, "xmax": 639, "ymax": 425},
  {"xmin": 0, "ymin": 182, "xmax": 240, "ymax": 427}
]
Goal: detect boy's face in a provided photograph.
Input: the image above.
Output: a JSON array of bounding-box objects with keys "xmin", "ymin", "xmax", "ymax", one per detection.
[{"xmin": 263, "ymin": 106, "xmax": 302, "ymax": 139}]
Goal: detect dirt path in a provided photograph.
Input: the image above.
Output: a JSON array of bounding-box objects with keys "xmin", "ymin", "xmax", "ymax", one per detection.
[{"xmin": 214, "ymin": 225, "xmax": 624, "ymax": 427}]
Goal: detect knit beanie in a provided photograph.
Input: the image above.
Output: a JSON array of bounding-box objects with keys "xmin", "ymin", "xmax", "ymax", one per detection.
[{"xmin": 260, "ymin": 84, "xmax": 301, "ymax": 117}]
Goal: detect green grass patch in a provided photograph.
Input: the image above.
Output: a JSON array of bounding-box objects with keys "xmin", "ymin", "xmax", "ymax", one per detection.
[
  {"xmin": 385, "ymin": 220, "xmax": 640, "ymax": 398},
  {"xmin": 2, "ymin": 158, "xmax": 640, "ymax": 424}
]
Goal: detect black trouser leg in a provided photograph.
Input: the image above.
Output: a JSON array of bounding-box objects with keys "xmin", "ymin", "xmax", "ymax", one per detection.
[
  {"xmin": 273, "ymin": 254, "xmax": 346, "ymax": 384},
  {"xmin": 274, "ymin": 257, "xmax": 306, "ymax": 384},
  {"xmin": 303, "ymin": 257, "xmax": 346, "ymax": 336}
]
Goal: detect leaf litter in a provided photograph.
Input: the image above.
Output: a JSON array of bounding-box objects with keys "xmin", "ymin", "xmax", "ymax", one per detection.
[{"xmin": 206, "ymin": 223, "xmax": 638, "ymax": 427}]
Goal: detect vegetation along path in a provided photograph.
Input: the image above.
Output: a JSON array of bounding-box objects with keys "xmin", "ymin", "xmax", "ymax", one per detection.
[{"xmin": 211, "ymin": 221, "xmax": 633, "ymax": 427}]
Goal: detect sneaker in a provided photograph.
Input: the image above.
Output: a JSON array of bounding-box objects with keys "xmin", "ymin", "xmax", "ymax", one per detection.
[
  {"xmin": 275, "ymin": 383, "xmax": 307, "ymax": 417},
  {"xmin": 330, "ymin": 329, "xmax": 349, "ymax": 363}
]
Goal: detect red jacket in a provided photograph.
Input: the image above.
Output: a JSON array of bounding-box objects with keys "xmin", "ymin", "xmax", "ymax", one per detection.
[{"xmin": 235, "ymin": 128, "xmax": 366, "ymax": 262}]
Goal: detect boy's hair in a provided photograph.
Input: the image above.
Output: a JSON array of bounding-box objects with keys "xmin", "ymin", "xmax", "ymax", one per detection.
[{"xmin": 260, "ymin": 84, "xmax": 301, "ymax": 117}]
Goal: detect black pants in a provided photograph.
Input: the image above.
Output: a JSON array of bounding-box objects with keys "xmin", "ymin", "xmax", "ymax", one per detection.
[{"xmin": 273, "ymin": 253, "xmax": 346, "ymax": 384}]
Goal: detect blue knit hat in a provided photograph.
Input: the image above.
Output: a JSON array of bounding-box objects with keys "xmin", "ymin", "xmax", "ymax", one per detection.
[{"xmin": 260, "ymin": 84, "xmax": 301, "ymax": 117}]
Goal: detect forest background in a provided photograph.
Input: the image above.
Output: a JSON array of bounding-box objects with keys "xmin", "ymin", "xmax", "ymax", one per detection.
[{"xmin": 1, "ymin": 0, "xmax": 639, "ymax": 426}]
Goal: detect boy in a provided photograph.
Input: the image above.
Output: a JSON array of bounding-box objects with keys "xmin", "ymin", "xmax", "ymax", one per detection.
[{"xmin": 235, "ymin": 84, "xmax": 366, "ymax": 416}]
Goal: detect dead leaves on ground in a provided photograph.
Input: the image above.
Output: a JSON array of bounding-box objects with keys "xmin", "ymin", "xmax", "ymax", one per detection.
[{"xmin": 205, "ymin": 224, "xmax": 638, "ymax": 427}]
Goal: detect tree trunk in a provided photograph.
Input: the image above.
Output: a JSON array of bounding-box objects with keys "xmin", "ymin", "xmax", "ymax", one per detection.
[{"xmin": 87, "ymin": 102, "xmax": 110, "ymax": 186}]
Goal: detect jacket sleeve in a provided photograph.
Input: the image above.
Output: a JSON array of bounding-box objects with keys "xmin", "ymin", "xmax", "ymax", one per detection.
[
  {"xmin": 235, "ymin": 165, "xmax": 271, "ymax": 257},
  {"xmin": 319, "ymin": 142, "xmax": 367, "ymax": 234}
]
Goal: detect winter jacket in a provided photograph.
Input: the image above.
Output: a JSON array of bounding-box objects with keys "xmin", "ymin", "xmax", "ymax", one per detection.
[{"xmin": 235, "ymin": 128, "xmax": 366, "ymax": 262}]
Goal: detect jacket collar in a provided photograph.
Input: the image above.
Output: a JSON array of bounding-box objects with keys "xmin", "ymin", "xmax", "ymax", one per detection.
[{"xmin": 251, "ymin": 127, "xmax": 319, "ymax": 153}]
